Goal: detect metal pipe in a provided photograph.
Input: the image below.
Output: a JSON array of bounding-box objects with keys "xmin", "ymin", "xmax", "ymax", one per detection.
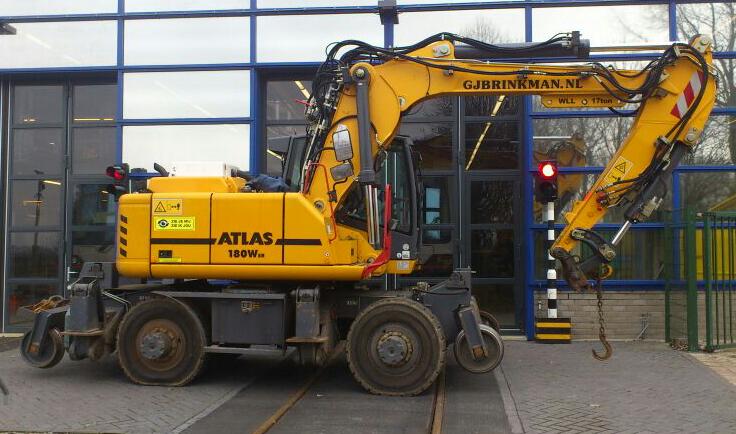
[
  {"xmin": 590, "ymin": 42, "xmax": 677, "ymax": 52},
  {"xmin": 372, "ymin": 185, "xmax": 381, "ymax": 249},
  {"xmin": 533, "ymin": 136, "xmax": 574, "ymax": 141},
  {"xmin": 611, "ymin": 220, "xmax": 632, "ymax": 246},
  {"xmin": 354, "ymin": 68, "xmax": 375, "ymax": 185},
  {"xmin": 365, "ymin": 185, "xmax": 377, "ymax": 247}
]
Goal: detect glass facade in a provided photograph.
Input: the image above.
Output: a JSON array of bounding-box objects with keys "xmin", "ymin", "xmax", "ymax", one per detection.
[{"xmin": 0, "ymin": 1, "xmax": 732, "ymax": 336}]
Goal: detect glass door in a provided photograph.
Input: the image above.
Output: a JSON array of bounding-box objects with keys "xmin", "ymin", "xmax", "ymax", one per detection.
[
  {"xmin": 4, "ymin": 80, "xmax": 116, "ymax": 330},
  {"xmin": 64, "ymin": 83, "xmax": 117, "ymax": 285},
  {"xmin": 463, "ymin": 175, "xmax": 522, "ymax": 329}
]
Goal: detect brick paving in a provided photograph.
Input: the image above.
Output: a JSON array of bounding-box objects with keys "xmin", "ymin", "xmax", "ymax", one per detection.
[
  {"xmin": 0, "ymin": 340, "xmax": 278, "ymax": 433},
  {"xmin": 500, "ymin": 341, "xmax": 736, "ymax": 434},
  {"xmin": 2, "ymin": 337, "xmax": 736, "ymax": 433},
  {"xmin": 688, "ymin": 349, "xmax": 736, "ymax": 387}
]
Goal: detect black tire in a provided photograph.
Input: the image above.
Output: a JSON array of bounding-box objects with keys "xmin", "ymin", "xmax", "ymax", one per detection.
[
  {"xmin": 20, "ymin": 328, "xmax": 64, "ymax": 369},
  {"xmin": 346, "ymin": 297, "xmax": 445, "ymax": 396},
  {"xmin": 117, "ymin": 298, "xmax": 206, "ymax": 386},
  {"xmin": 454, "ymin": 324, "xmax": 504, "ymax": 374},
  {"xmin": 479, "ymin": 310, "xmax": 501, "ymax": 333}
]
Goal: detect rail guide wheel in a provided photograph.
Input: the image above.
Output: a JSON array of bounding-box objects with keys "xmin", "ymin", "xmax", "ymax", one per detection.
[
  {"xmin": 346, "ymin": 297, "xmax": 445, "ymax": 396},
  {"xmin": 20, "ymin": 328, "xmax": 64, "ymax": 369},
  {"xmin": 117, "ymin": 298, "xmax": 206, "ymax": 386},
  {"xmin": 454, "ymin": 324, "xmax": 504, "ymax": 374}
]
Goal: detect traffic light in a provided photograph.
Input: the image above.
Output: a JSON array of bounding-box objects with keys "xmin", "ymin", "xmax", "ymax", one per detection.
[
  {"xmin": 106, "ymin": 163, "xmax": 129, "ymax": 200},
  {"xmin": 535, "ymin": 160, "xmax": 558, "ymax": 203}
]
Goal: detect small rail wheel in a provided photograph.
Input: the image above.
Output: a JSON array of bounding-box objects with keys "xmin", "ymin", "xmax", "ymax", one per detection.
[
  {"xmin": 479, "ymin": 310, "xmax": 500, "ymax": 332},
  {"xmin": 454, "ymin": 324, "xmax": 504, "ymax": 374},
  {"xmin": 117, "ymin": 298, "xmax": 206, "ymax": 386},
  {"xmin": 347, "ymin": 298, "xmax": 445, "ymax": 396},
  {"xmin": 20, "ymin": 328, "xmax": 64, "ymax": 369}
]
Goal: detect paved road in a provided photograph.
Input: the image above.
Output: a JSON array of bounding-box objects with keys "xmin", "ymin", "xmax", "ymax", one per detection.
[
  {"xmin": 2, "ymin": 338, "xmax": 736, "ymax": 433},
  {"xmin": 501, "ymin": 341, "xmax": 736, "ymax": 434}
]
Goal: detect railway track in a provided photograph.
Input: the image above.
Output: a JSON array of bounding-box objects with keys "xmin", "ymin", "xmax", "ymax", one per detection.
[{"xmin": 250, "ymin": 345, "xmax": 448, "ymax": 434}]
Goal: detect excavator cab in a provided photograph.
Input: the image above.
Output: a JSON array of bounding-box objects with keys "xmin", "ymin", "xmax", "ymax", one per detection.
[{"xmin": 335, "ymin": 136, "xmax": 422, "ymax": 269}]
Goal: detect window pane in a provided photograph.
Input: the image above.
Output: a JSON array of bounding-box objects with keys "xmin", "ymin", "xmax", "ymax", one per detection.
[
  {"xmin": 13, "ymin": 85, "xmax": 64, "ymax": 125},
  {"xmin": 8, "ymin": 232, "xmax": 60, "ymax": 278},
  {"xmin": 533, "ymin": 173, "xmax": 671, "ymax": 224},
  {"xmin": 532, "ymin": 134, "xmax": 587, "ymax": 169},
  {"xmin": 123, "ymin": 124, "xmax": 250, "ymax": 172},
  {"xmin": 471, "ymin": 229, "xmax": 514, "ymax": 278},
  {"xmin": 73, "ymin": 84, "xmax": 116, "ymax": 123},
  {"xmin": 471, "ymin": 283, "xmax": 516, "ymax": 328},
  {"xmin": 11, "ymin": 180, "xmax": 63, "ymax": 227},
  {"xmin": 71, "ymin": 231, "xmax": 115, "ymax": 269},
  {"xmin": 677, "ymin": 3, "xmax": 735, "ymax": 53},
  {"xmin": 126, "ymin": 0, "xmax": 249, "ymax": 12},
  {"xmin": 533, "ymin": 117, "xmax": 633, "ymax": 167},
  {"xmin": 123, "ymin": 71, "xmax": 250, "ymax": 118},
  {"xmin": 395, "ymin": 9, "xmax": 525, "ymax": 46},
  {"xmin": 258, "ymin": 0, "xmax": 376, "ymax": 6},
  {"xmin": 72, "ymin": 185, "xmax": 116, "ymax": 226},
  {"xmin": 422, "ymin": 177, "xmax": 453, "ymax": 225},
  {"xmin": 681, "ymin": 172, "xmax": 736, "ymax": 212},
  {"xmin": 412, "ymin": 230, "xmax": 455, "ymax": 277},
  {"xmin": 684, "ymin": 116, "xmax": 736, "ymax": 166},
  {"xmin": 398, "ymin": 123, "xmax": 452, "ymax": 170},
  {"xmin": 125, "ymin": 17, "xmax": 249, "ymax": 65},
  {"xmin": 257, "ymin": 14, "xmax": 382, "ymax": 62},
  {"xmin": 267, "ymin": 80, "xmax": 312, "ymax": 121},
  {"xmin": 72, "ymin": 128, "xmax": 117, "ymax": 175},
  {"xmin": 534, "ymin": 229, "xmax": 665, "ymax": 280},
  {"xmin": 12, "ymin": 129, "xmax": 64, "ymax": 176},
  {"xmin": 266, "ymin": 125, "xmax": 306, "ymax": 176},
  {"xmin": 0, "ymin": 21, "xmax": 116, "ymax": 68},
  {"xmin": 0, "ymin": 0, "xmax": 116, "ymax": 15},
  {"xmin": 7, "ymin": 282, "xmax": 60, "ymax": 325},
  {"xmin": 403, "ymin": 97, "xmax": 453, "ymax": 119},
  {"xmin": 465, "ymin": 95, "xmax": 519, "ymax": 117},
  {"xmin": 464, "ymin": 121, "xmax": 519, "ymax": 170},
  {"xmin": 470, "ymin": 180, "xmax": 514, "ymax": 224},
  {"xmin": 533, "ymin": 5, "xmax": 668, "ymax": 45}
]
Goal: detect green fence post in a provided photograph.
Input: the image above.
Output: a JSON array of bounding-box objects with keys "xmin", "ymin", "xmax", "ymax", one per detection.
[
  {"xmin": 686, "ymin": 210, "xmax": 699, "ymax": 352},
  {"xmin": 703, "ymin": 213, "xmax": 713, "ymax": 351}
]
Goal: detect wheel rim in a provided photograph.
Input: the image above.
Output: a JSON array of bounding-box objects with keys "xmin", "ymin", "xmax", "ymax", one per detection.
[
  {"xmin": 20, "ymin": 329, "xmax": 64, "ymax": 368},
  {"xmin": 347, "ymin": 299, "xmax": 445, "ymax": 396},
  {"xmin": 454, "ymin": 324, "xmax": 504, "ymax": 374},
  {"xmin": 134, "ymin": 319, "xmax": 186, "ymax": 372}
]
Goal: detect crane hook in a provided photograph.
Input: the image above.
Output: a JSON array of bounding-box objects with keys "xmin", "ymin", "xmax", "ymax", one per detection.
[
  {"xmin": 592, "ymin": 277, "xmax": 613, "ymax": 361},
  {"xmin": 592, "ymin": 337, "xmax": 612, "ymax": 361}
]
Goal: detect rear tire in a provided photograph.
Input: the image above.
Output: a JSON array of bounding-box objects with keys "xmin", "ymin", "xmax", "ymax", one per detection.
[
  {"xmin": 117, "ymin": 298, "xmax": 206, "ymax": 386},
  {"xmin": 346, "ymin": 297, "xmax": 445, "ymax": 396}
]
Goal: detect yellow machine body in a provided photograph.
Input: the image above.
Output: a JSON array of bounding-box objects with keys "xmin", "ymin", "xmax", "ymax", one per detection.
[{"xmin": 116, "ymin": 35, "xmax": 716, "ymax": 285}]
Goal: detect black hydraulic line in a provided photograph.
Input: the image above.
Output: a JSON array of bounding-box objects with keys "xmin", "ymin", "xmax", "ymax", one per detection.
[{"xmin": 454, "ymin": 39, "xmax": 590, "ymax": 60}]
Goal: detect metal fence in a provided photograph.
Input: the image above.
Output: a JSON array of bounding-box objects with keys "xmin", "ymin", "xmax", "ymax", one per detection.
[{"xmin": 665, "ymin": 211, "xmax": 736, "ymax": 351}]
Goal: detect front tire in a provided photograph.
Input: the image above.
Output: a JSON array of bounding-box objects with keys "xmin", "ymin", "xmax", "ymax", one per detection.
[
  {"xmin": 346, "ymin": 297, "xmax": 445, "ymax": 396},
  {"xmin": 117, "ymin": 298, "xmax": 206, "ymax": 386}
]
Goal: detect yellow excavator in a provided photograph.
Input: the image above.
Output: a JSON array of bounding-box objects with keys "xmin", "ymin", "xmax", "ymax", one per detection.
[{"xmin": 19, "ymin": 31, "xmax": 716, "ymax": 396}]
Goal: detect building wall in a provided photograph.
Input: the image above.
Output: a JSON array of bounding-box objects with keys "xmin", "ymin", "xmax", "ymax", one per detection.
[{"xmin": 0, "ymin": 1, "xmax": 733, "ymax": 335}]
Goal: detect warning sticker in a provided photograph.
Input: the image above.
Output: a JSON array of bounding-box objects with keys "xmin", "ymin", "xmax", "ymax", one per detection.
[
  {"xmin": 603, "ymin": 156, "xmax": 634, "ymax": 186},
  {"xmin": 154, "ymin": 217, "xmax": 195, "ymax": 231},
  {"xmin": 153, "ymin": 199, "xmax": 182, "ymax": 215}
]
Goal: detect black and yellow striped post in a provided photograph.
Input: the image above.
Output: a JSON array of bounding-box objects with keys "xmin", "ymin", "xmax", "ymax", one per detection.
[{"xmin": 535, "ymin": 197, "xmax": 571, "ymax": 343}]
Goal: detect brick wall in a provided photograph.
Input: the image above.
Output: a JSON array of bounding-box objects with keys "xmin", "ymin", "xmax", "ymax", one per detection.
[{"xmin": 534, "ymin": 291, "xmax": 666, "ymax": 340}]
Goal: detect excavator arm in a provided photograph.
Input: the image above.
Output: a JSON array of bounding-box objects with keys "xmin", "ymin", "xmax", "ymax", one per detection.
[{"xmin": 301, "ymin": 32, "xmax": 717, "ymax": 288}]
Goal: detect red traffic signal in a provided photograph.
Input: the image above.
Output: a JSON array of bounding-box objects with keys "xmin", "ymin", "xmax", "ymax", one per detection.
[
  {"xmin": 538, "ymin": 161, "xmax": 557, "ymax": 179},
  {"xmin": 106, "ymin": 165, "xmax": 127, "ymax": 181},
  {"xmin": 535, "ymin": 160, "xmax": 558, "ymax": 204}
]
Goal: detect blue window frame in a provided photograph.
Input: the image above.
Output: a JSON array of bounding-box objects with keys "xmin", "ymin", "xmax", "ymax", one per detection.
[{"xmin": 0, "ymin": 0, "xmax": 734, "ymax": 336}]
